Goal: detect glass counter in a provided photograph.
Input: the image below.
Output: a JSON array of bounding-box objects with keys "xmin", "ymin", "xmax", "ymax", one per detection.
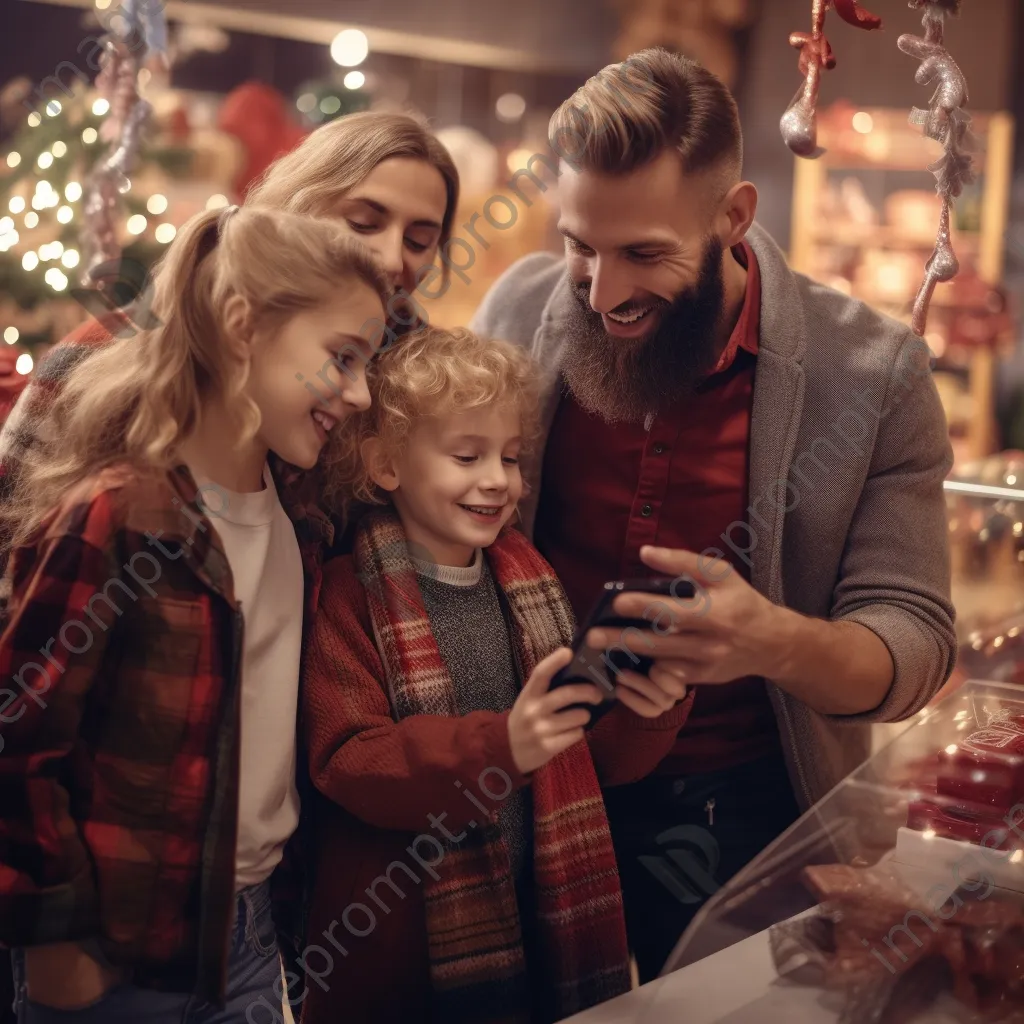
[
  {"xmin": 630, "ymin": 679, "xmax": 1024, "ymax": 1024},
  {"xmin": 947, "ymin": 454, "xmax": 1024, "ymax": 687}
]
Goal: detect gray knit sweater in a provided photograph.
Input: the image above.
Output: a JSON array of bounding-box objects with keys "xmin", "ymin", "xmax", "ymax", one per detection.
[{"xmin": 414, "ymin": 550, "xmax": 531, "ymax": 880}]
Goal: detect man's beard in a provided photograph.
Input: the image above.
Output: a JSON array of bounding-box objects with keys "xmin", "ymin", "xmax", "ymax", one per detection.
[{"xmin": 560, "ymin": 236, "xmax": 726, "ymax": 424}]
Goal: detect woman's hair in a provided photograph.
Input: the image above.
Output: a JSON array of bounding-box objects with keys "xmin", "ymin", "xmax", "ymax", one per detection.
[
  {"xmin": 323, "ymin": 326, "xmax": 542, "ymax": 515},
  {"xmin": 5, "ymin": 206, "xmax": 389, "ymax": 547},
  {"xmin": 246, "ymin": 110, "xmax": 460, "ymax": 262}
]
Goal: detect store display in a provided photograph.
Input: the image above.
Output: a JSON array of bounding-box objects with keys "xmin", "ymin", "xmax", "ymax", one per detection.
[
  {"xmin": 655, "ymin": 681, "xmax": 1024, "ymax": 1023},
  {"xmin": 945, "ymin": 455, "xmax": 1024, "ymax": 687},
  {"xmin": 897, "ymin": 0, "xmax": 976, "ymax": 337},
  {"xmin": 788, "ymin": 105, "xmax": 1015, "ymax": 461},
  {"xmin": 771, "ymin": 862, "xmax": 1024, "ymax": 1023},
  {"xmin": 780, "ymin": 0, "xmax": 883, "ymax": 158}
]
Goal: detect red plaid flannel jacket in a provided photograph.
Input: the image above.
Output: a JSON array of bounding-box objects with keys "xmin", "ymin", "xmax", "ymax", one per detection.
[{"xmin": 0, "ymin": 458, "xmax": 329, "ymax": 1003}]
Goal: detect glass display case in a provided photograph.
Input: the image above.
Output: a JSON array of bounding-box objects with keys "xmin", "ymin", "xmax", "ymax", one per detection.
[
  {"xmin": 947, "ymin": 455, "xmax": 1024, "ymax": 689},
  {"xmin": 625, "ymin": 679, "xmax": 1024, "ymax": 1024}
]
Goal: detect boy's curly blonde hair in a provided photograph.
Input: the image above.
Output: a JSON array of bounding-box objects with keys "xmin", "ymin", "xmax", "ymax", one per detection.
[{"xmin": 322, "ymin": 326, "xmax": 543, "ymax": 516}]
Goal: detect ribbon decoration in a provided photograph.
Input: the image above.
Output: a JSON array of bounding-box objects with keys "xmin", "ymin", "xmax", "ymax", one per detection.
[
  {"xmin": 781, "ymin": 0, "xmax": 883, "ymax": 158},
  {"xmin": 898, "ymin": 0, "xmax": 975, "ymax": 336},
  {"xmin": 79, "ymin": 0, "xmax": 167, "ymax": 289}
]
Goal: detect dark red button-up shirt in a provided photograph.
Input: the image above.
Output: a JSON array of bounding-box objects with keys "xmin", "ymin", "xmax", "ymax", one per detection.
[{"xmin": 534, "ymin": 242, "xmax": 781, "ymax": 776}]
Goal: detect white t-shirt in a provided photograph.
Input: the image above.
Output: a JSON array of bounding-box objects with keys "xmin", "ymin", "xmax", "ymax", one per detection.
[{"xmin": 191, "ymin": 463, "xmax": 304, "ymax": 890}]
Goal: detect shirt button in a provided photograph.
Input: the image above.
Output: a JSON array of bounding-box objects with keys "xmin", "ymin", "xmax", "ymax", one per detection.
[
  {"xmin": 641, "ymin": 504, "xmax": 653, "ymax": 517},
  {"xmin": 653, "ymin": 443, "xmax": 666, "ymax": 455}
]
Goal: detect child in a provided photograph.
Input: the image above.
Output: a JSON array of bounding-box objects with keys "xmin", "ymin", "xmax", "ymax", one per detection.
[
  {"xmin": 0, "ymin": 206, "xmax": 388, "ymax": 1021},
  {"xmin": 302, "ymin": 327, "xmax": 694, "ymax": 1023}
]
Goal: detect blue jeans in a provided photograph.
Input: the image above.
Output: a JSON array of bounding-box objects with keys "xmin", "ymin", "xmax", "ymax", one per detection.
[{"xmin": 11, "ymin": 882, "xmax": 285, "ymax": 1023}]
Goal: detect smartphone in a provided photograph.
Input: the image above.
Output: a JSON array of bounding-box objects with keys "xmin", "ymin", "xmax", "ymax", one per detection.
[{"xmin": 550, "ymin": 577, "xmax": 697, "ymax": 726}]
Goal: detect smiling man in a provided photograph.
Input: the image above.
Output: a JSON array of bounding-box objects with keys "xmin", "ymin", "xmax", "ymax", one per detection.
[{"xmin": 471, "ymin": 47, "xmax": 956, "ymax": 982}]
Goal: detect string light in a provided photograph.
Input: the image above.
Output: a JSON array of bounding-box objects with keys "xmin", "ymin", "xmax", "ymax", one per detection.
[
  {"xmin": 37, "ymin": 152, "xmax": 53, "ymax": 169},
  {"xmin": 6, "ymin": 153, "xmax": 20, "ymax": 168},
  {"xmin": 9, "ymin": 198, "xmax": 25, "ymax": 214},
  {"xmin": 205, "ymin": 194, "xmax": 229, "ymax": 210},
  {"xmin": 57, "ymin": 206, "xmax": 74, "ymax": 224},
  {"xmin": 92, "ymin": 98, "xmax": 110, "ymax": 116},
  {"xmin": 24, "ymin": 212, "xmax": 39, "ymax": 228},
  {"xmin": 146, "ymin": 194, "xmax": 168, "ymax": 215},
  {"xmin": 296, "ymin": 93, "xmax": 316, "ymax": 113},
  {"xmin": 27, "ymin": 113, "xmax": 41, "ymax": 127},
  {"xmin": 44, "ymin": 268, "xmax": 68, "ymax": 291},
  {"xmin": 82, "ymin": 127, "xmax": 98, "ymax": 144},
  {"xmin": 0, "ymin": 218, "xmax": 11, "ymax": 234},
  {"xmin": 61, "ymin": 249, "xmax": 80, "ymax": 269},
  {"xmin": 155, "ymin": 223, "xmax": 176, "ymax": 244},
  {"xmin": 126, "ymin": 214, "xmax": 147, "ymax": 235},
  {"xmin": 52, "ymin": 141, "xmax": 67, "ymax": 158},
  {"xmin": 21, "ymin": 252, "xmax": 39, "ymax": 271},
  {"xmin": 343, "ymin": 71, "xmax": 365, "ymax": 90},
  {"xmin": 16, "ymin": 354, "xmax": 34, "ymax": 375},
  {"xmin": 65, "ymin": 182, "xmax": 82, "ymax": 202},
  {"xmin": 45, "ymin": 101, "xmax": 61, "ymax": 117},
  {"xmin": 3, "ymin": 328, "xmax": 18, "ymax": 345},
  {"xmin": 330, "ymin": 29, "xmax": 368, "ymax": 67},
  {"xmin": 30, "ymin": 195, "xmax": 44, "ymax": 211}
]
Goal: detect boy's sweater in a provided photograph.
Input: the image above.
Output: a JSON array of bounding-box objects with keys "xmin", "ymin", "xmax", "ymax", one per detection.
[{"xmin": 413, "ymin": 550, "xmax": 530, "ymax": 879}]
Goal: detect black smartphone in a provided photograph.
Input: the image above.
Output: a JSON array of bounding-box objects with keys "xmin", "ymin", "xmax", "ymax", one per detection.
[{"xmin": 550, "ymin": 577, "xmax": 697, "ymax": 727}]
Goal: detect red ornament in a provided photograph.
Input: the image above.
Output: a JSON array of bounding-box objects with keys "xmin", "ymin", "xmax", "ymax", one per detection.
[
  {"xmin": 831, "ymin": 0, "xmax": 883, "ymax": 30},
  {"xmin": 217, "ymin": 82, "xmax": 309, "ymax": 201}
]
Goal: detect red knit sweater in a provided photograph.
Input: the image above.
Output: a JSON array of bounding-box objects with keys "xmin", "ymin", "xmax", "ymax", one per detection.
[{"xmin": 299, "ymin": 555, "xmax": 694, "ymax": 1022}]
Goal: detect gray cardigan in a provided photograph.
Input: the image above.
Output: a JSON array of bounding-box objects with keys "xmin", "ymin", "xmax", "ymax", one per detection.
[{"xmin": 469, "ymin": 222, "xmax": 957, "ymax": 809}]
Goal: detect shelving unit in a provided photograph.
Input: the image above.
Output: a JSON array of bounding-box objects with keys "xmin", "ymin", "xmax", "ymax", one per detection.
[{"xmin": 789, "ymin": 105, "xmax": 1015, "ymax": 463}]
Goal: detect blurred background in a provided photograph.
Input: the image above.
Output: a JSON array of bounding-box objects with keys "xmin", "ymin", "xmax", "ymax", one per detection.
[{"xmin": 1, "ymin": 0, "xmax": 1024, "ymax": 694}]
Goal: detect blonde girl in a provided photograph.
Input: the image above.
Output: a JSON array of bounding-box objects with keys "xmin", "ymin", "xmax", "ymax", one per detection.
[
  {"xmin": 302, "ymin": 327, "xmax": 693, "ymax": 1023},
  {"xmin": 0, "ymin": 206, "xmax": 387, "ymax": 1023}
]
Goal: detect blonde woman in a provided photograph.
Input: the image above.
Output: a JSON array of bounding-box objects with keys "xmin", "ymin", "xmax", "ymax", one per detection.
[
  {"xmin": 301, "ymin": 327, "xmax": 693, "ymax": 1023},
  {"xmin": 0, "ymin": 206, "xmax": 388, "ymax": 1021}
]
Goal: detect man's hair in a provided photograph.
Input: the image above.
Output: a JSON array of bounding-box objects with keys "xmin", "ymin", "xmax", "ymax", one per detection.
[{"xmin": 549, "ymin": 47, "xmax": 742, "ymax": 182}]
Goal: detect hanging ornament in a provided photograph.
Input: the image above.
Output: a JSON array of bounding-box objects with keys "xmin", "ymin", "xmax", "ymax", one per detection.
[
  {"xmin": 780, "ymin": 0, "xmax": 883, "ymax": 158},
  {"xmin": 79, "ymin": 0, "xmax": 168, "ymax": 292},
  {"xmin": 898, "ymin": 0, "xmax": 975, "ymax": 336}
]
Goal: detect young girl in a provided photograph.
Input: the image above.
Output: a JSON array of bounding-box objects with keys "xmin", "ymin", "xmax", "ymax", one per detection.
[
  {"xmin": 0, "ymin": 206, "xmax": 388, "ymax": 1021},
  {"xmin": 302, "ymin": 327, "xmax": 694, "ymax": 1023}
]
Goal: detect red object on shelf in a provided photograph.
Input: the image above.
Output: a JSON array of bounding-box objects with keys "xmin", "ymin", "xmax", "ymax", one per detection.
[
  {"xmin": 907, "ymin": 789, "xmax": 1023, "ymax": 849},
  {"xmin": 936, "ymin": 720, "xmax": 1024, "ymax": 810}
]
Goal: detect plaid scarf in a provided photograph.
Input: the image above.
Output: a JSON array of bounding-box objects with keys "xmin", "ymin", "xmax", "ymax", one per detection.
[{"xmin": 354, "ymin": 507, "xmax": 631, "ymax": 1023}]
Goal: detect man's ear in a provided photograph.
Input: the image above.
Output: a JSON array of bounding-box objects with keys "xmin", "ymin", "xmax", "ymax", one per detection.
[
  {"xmin": 221, "ymin": 294, "xmax": 252, "ymax": 359},
  {"xmin": 361, "ymin": 437, "xmax": 399, "ymax": 492},
  {"xmin": 718, "ymin": 181, "xmax": 758, "ymax": 249}
]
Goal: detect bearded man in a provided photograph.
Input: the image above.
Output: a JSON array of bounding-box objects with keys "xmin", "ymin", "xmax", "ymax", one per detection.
[{"xmin": 471, "ymin": 47, "xmax": 955, "ymax": 983}]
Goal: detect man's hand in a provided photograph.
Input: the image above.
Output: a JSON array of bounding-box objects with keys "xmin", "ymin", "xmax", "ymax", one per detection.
[
  {"xmin": 585, "ymin": 546, "xmax": 783, "ymax": 685},
  {"xmin": 584, "ymin": 545, "xmax": 894, "ymax": 716},
  {"xmin": 24, "ymin": 942, "xmax": 124, "ymax": 1010}
]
